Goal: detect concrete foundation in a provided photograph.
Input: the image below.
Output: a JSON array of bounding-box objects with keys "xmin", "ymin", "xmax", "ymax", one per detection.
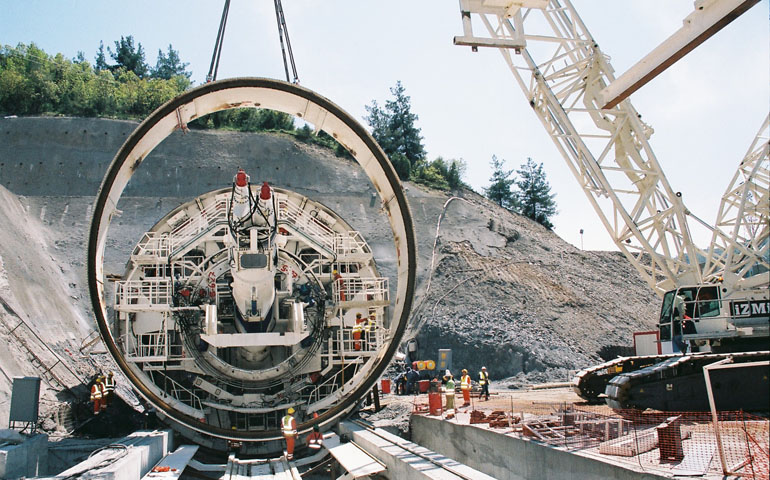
[
  {"xmin": 339, "ymin": 421, "xmax": 495, "ymax": 479},
  {"xmin": 54, "ymin": 430, "xmax": 172, "ymax": 480},
  {"xmin": 0, "ymin": 433, "xmax": 48, "ymax": 478},
  {"xmin": 411, "ymin": 415, "xmax": 670, "ymax": 480}
]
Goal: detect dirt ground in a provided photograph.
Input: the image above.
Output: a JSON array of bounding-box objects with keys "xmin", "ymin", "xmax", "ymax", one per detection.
[{"xmin": 359, "ymin": 385, "xmax": 612, "ymax": 435}]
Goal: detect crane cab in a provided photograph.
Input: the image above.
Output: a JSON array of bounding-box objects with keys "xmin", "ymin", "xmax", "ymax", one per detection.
[{"xmin": 658, "ymin": 285, "xmax": 770, "ymax": 354}]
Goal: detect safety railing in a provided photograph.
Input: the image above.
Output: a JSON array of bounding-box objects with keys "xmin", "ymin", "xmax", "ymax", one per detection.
[
  {"xmin": 332, "ymin": 277, "xmax": 389, "ymax": 304},
  {"xmin": 168, "ymin": 198, "xmax": 228, "ymax": 254},
  {"xmin": 148, "ymin": 370, "xmax": 203, "ymax": 413},
  {"xmin": 115, "ymin": 279, "xmax": 173, "ymax": 310},
  {"xmin": 333, "ymin": 231, "xmax": 369, "ymax": 256},
  {"xmin": 126, "ymin": 331, "xmax": 168, "ymax": 362},
  {"xmin": 132, "ymin": 231, "xmax": 170, "ymax": 259},
  {"xmin": 277, "ymin": 197, "xmax": 336, "ymax": 251}
]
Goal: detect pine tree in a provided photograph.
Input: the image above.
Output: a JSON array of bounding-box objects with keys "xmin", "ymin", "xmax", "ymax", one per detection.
[
  {"xmin": 365, "ymin": 81, "xmax": 426, "ymax": 180},
  {"xmin": 514, "ymin": 158, "xmax": 557, "ymax": 229},
  {"xmin": 108, "ymin": 36, "xmax": 148, "ymax": 78},
  {"xmin": 94, "ymin": 41, "xmax": 108, "ymax": 72},
  {"xmin": 151, "ymin": 44, "xmax": 191, "ymax": 81},
  {"xmin": 484, "ymin": 155, "xmax": 516, "ymax": 209}
]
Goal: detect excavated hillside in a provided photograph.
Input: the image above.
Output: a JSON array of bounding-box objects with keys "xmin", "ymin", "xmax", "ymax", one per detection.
[
  {"xmin": 0, "ymin": 117, "xmax": 659, "ymax": 428},
  {"xmin": 407, "ymin": 193, "xmax": 659, "ymax": 384}
]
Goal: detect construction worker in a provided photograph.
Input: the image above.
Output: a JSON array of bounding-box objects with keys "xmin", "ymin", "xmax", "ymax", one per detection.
[
  {"xmin": 305, "ymin": 424, "xmax": 324, "ymax": 450},
  {"xmin": 352, "ymin": 321, "xmax": 364, "ymax": 352},
  {"xmin": 333, "ymin": 269, "xmax": 345, "ymax": 301},
  {"xmin": 90, "ymin": 377, "xmax": 104, "ymax": 415},
  {"xmin": 282, "ymin": 407, "xmax": 298, "ymax": 460},
  {"xmin": 460, "ymin": 369, "xmax": 472, "ymax": 406},
  {"xmin": 405, "ymin": 366, "xmax": 419, "ymax": 395},
  {"xmin": 444, "ymin": 372, "xmax": 456, "ymax": 411},
  {"xmin": 103, "ymin": 371, "xmax": 116, "ymax": 407},
  {"xmin": 366, "ymin": 313, "xmax": 377, "ymax": 350},
  {"xmin": 479, "ymin": 366, "xmax": 490, "ymax": 401},
  {"xmin": 353, "ymin": 312, "xmax": 367, "ymax": 351}
]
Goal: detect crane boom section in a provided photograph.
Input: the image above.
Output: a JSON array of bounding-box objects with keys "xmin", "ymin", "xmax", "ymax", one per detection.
[
  {"xmin": 705, "ymin": 115, "xmax": 770, "ymax": 292},
  {"xmin": 455, "ymin": 0, "xmax": 712, "ymax": 295}
]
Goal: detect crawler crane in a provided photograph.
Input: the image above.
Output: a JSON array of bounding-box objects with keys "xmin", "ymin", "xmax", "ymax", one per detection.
[{"xmin": 455, "ymin": 0, "xmax": 769, "ymax": 411}]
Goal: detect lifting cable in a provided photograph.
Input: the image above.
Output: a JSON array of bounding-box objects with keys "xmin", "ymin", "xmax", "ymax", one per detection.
[
  {"xmin": 273, "ymin": 0, "xmax": 300, "ymax": 84},
  {"xmin": 207, "ymin": 0, "xmax": 299, "ymax": 84},
  {"xmin": 207, "ymin": 0, "xmax": 231, "ymax": 82}
]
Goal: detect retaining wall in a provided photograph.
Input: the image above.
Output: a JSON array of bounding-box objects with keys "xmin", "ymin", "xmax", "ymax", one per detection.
[{"xmin": 411, "ymin": 415, "xmax": 670, "ymax": 480}]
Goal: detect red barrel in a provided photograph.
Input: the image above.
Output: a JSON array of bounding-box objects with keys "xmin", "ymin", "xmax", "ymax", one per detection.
[
  {"xmin": 418, "ymin": 379, "xmax": 430, "ymax": 393},
  {"xmin": 428, "ymin": 392, "xmax": 442, "ymax": 416},
  {"xmin": 381, "ymin": 378, "xmax": 391, "ymax": 394}
]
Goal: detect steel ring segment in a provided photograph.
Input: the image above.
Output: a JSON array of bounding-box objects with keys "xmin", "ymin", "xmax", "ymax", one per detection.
[{"xmin": 87, "ymin": 77, "xmax": 417, "ymax": 441}]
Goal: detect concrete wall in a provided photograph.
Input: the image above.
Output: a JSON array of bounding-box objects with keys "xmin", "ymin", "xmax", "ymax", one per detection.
[
  {"xmin": 411, "ymin": 415, "xmax": 670, "ymax": 480},
  {"xmin": 0, "ymin": 433, "xmax": 48, "ymax": 479},
  {"xmin": 55, "ymin": 429, "xmax": 172, "ymax": 480}
]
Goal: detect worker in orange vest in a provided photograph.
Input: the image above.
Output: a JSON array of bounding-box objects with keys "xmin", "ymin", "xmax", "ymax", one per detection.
[
  {"xmin": 90, "ymin": 377, "xmax": 104, "ymax": 414},
  {"xmin": 460, "ymin": 369, "xmax": 472, "ymax": 406},
  {"xmin": 333, "ymin": 269, "xmax": 345, "ymax": 301},
  {"xmin": 282, "ymin": 407, "xmax": 298, "ymax": 460},
  {"xmin": 305, "ymin": 424, "xmax": 324, "ymax": 450}
]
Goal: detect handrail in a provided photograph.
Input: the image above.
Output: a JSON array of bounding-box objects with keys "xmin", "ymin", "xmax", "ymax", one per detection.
[
  {"xmin": 333, "ymin": 277, "xmax": 389, "ymax": 304},
  {"xmin": 115, "ymin": 279, "xmax": 173, "ymax": 309},
  {"xmin": 169, "ymin": 199, "xmax": 229, "ymax": 252}
]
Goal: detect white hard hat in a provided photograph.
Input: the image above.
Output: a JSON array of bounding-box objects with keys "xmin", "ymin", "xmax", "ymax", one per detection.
[{"xmin": 481, "ymin": 366, "xmax": 487, "ymax": 370}]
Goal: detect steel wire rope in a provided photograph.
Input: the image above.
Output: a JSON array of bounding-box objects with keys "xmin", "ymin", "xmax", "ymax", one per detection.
[
  {"xmin": 207, "ymin": 0, "xmax": 231, "ymax": 83},
  {"xmin": 404, "ymin": 196, "xmax": 471, "ymax": 341},
  {"xmin": 60, "ymin": 443, "xmax": 129, "ymax": 480},
  {"xmin": 273, "ymin": 0, "xmax": 299, "ymax": 84}
]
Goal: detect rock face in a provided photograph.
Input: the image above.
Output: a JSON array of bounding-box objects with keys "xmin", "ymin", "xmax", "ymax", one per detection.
[
  {"xmin": 0, "ymin": 116, "xmax": 660, "ymax": 406},
  {"xmin": 407, "ymin": 194, "xmax": 659, "ymax": 383}
]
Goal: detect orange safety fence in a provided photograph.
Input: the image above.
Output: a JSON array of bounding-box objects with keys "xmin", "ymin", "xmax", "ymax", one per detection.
[{"xmin": 479, "ymin": 404, "xmax": 769, "ymax": 480}]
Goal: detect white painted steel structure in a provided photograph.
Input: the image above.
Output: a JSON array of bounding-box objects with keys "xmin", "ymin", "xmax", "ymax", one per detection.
[
  {"xmin": 453, "ymin": 0, "xmax": 768, "ymax": 297},
  {"xmin": 454, "ymin": 1, "xmax": 768, "ymax": 354},
  {"xmin": 88, "ymin": 78, "xmax": 416, "ymax": 454}
]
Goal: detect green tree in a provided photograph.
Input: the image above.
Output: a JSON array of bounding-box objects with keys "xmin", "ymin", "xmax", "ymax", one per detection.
[
  {"xmin": 484, "ymin": 155, "xmax": 516, "ymax": 209},
  {"xmin": 365, "ymin": 81, "xmax": 426, "ymax": 180},
  {"xmin": 108, "ymin": 36, "xmax": 148, "ymax": 78},
  {"xmin": 412, "ymin": 156, "xmax": 466, "ymax": 191},
  {"xmin": 151, "ymin": 44, "xmax": 191, "ymax": 82},
  {"xmin": 514, "ymin": 158, "xmax": 557, "ymax": 229},
  {"xmin": 0, "ymin": 43, "xmax": 189, "ymax": 118},
  {"xmin": 94, "ymin": 41, "xmax": 108, "ymax": 72}
]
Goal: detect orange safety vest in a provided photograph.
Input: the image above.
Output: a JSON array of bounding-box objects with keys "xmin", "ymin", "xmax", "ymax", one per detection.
[
  {"xmin": 90, "ymin": 383, "xmax": 103, "ymax": 400},
  {"xmin": 461, "ymin": 374, "xmax": 471, "ymax": 390},
  {"xmin": 307, "ymin": 432, "xmax": 323, "ymax": 449}
]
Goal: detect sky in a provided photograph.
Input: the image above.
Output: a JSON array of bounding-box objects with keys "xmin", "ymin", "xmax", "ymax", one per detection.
[{"xmin": 2, "ymin": 1, "xmax": 768, "ymax": 251}]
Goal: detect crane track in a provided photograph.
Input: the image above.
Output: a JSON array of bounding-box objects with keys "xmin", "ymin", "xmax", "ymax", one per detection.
[
  {"xmin": 604, "ymin": 350, "xmax": 770, "ymax": 411},
  {"xmin": 574, "ymin": 350, "xmax": 770, "ymax": 412}
]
